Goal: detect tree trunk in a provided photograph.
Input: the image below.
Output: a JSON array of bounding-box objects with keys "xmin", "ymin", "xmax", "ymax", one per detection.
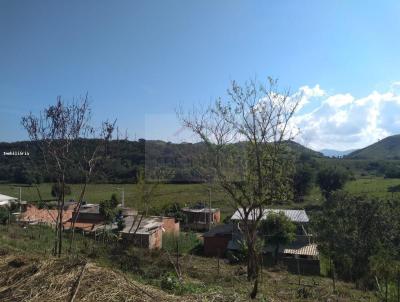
[
  {"xmin": 247, "ymin": 240, "xmax": 258, "ymax": 281},
  {"xmin": 250, "ymin": 275, "xmax": 259, "ymax": 299},
  {"xmin": 58, "ymin": 177, "xmax": 65, "ymax": 257}
]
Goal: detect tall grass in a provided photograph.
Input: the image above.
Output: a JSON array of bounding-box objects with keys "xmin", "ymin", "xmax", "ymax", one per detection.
[{"xmin": 162, "ymin": 232, "xmax": 201, "ymax": 254}]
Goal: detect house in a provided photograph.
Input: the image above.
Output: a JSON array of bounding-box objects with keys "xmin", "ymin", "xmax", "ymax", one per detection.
[
  {"xmin": 203, "ymin": 208, "xmax": 320, "ymax": 275},
  {"xmin": 231, "ymin": 208, "xmax": 319, "ymax": 275},
  {"xmin": 181, "ymin": 204, "xmax": 220, "ymax": 231},
  {"xmin": 0, "ymin": 194, "xmax": 18, "ymax": 207},
  {"xmin": 120, "ymin": 216, "xmax": 162, "ymax": 249},
  {"xmin": 120, "ymin": 215, "xmax": 180, "ymax": 249},
  {"xmin": 71, "ymin": 204, "xmax": 103, "ymax": 223},
  {"xmin": 203, "ymin": 223, "xmax": 234, "ymax": 257},
  {"xmin": 64, "ymin": 203, "xmax": 108, "ymax": 234}
]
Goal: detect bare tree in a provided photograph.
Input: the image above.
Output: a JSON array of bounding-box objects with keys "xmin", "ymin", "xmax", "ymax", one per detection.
[
  {"xmin": 21, "ymin": 95, "xmax": 115, "ymax": 256},
  {"xmin": 178, "ymin": 78, "xmax": 299, "ymax": 298}
]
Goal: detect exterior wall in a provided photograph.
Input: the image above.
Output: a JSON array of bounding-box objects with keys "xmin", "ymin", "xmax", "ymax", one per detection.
[
  {"xmin": 120, "ymin": 228, "xmax": 162, "ymax": 250},
  {"xmin": 183, "ymin": 210, "xmax": 220, "ymax": 231},
  {"xmin": 204, "ymin": 235, "xmax": 231, "ymax": 257},
  {"xmin": 213, "ymin": 210, "xmax": 221, "ymax": 223},
  {"xmin": 162, "ymin": 217, "xmax": 180, "ymax": 234},
  {"xmin": 72, "ymin": 212, "xmax": 104, "ymax": 223},
  {"xmin": 149, "ymin": 227, "xmax": 162, "ymax": 249}
]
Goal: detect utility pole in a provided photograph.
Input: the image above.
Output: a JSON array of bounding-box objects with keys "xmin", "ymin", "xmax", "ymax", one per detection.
[{"xmin": 19, "ymin": 187, "xmax": 22, "ymax": 213}]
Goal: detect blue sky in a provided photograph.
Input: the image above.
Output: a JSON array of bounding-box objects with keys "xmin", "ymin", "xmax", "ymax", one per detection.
[{"xmin": 1, "ymin": 0, "xmax": 400, "ymax": 150}]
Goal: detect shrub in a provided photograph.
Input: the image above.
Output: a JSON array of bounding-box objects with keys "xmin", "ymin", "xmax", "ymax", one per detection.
[
  {"xmin": 162, "ymin": 232, "xmax": 201, "ymax": 254},
  {"xmin": 160, "ymin": 272, "xmax": 180, "ymax": 291},
  {"xmin": 0, "ymin": 207, "xmax": 10, "ymax": 225}
]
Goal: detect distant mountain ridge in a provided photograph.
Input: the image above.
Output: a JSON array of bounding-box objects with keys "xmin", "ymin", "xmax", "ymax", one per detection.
[
  {"xmin": 319, "ymin": 149, "xmax": 357, "ymax": 158},
  {"xmin": 347, "ymin": 134, "xmax": 400, "ymax": 160}
]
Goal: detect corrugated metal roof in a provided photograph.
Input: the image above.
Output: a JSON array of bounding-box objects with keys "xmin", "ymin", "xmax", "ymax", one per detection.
[
  {"xmin": 284, "ymin": 243, "xmax": 318, "ymax": 256},
  {"xmin": 231, "ymin": 208, "xmax": 309, "ymax": 223},
  {"xmin": 0, "ymin": 194, "xmax": 17, "ymax": 203},
  {"xmin": 182, "ymin": 207, "xmax": 219, "ymax": 213},
  {"xmin": 121, "ymin": 216, "xmax": 163, "ymax": 235}
]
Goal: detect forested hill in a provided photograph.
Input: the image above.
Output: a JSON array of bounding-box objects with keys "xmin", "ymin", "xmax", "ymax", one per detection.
[
  {"xmin": 347, "ymin": 134, "xmax": 400, "ymax": 160},
  {"xmin": 0, "ymin": 139, "xmax": 323, "ymax": 184}
]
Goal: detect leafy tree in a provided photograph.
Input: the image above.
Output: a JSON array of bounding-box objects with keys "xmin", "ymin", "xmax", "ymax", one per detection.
[
  {"xmin": 179, "ymin": 78, "xmax": 299, "ymax": 298},
  {"xmin": 259, "ymin": 212, "xmax": 296, "ymax": 264},
  {"xmin": 369, "ymin": 250, "xmax": 398, "ymax": 302},
  {"xmin": 0, "ymin": 207, "xmax": 10, "ymax": 225},
  {"xmin": 163, "ymin": 202, "xmax": 185, "ymax": 222},
  {"xmin": 116, "ymin": 210, "xmax": 125, "ymax": 231},
  {"xmin": 21, "ymin": 96, "xmax": 115, "ymax": 256},
  {"xmin": 293, "ymin": 163, "xmax": 314, "ymax": 202},
  {"xmin": 387, "ymin": 184, "xmax": 400, "ymax": 198},
  {"xmin": 51, "ymin": 183, "xmax": 72, "ymax": 198},
  {"xmin": 314, "ymin": 192, "xmax": 399, "ymax": 288},
  {"xmin": 316, "ymin": 166, "xmax": 349, "ymax": 199},
  {"xmin": 99, "ymin": 194, "xmax": 119, "ymax": 224}
]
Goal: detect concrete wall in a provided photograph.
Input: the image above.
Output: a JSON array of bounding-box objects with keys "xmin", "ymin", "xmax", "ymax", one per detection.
[
  {"xmin": 162, "ymin": 217, "xmax": 180, "ymax": 234},
  {"xmin": 213, "ymin": 210, "xmax": 221, "ymax": 223},
  {"xmin": 121, "ymin": 228, "xmax": 162, "ymax": 250},
  {"xmin": 204, "ymin": 235, "xmax": 231, "ymax": 257}
]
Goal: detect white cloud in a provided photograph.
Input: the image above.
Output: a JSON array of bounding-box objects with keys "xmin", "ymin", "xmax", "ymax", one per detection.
[
  {"xmin": 292, "ymin": 84, "xmax": 326, "ymax": 110},
  {"xmin": 293, "ymin": 85, "xmax": 400, "ymax": 151}
]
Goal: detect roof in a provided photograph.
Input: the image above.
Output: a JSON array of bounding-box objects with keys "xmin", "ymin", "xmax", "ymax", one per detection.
[
  {"xmin": 283, "ymin": 243, "xmax": 318, "ymax": 257},
  {"xmin": 203, "ymin": 224, "xmax": 234, "ymax": 237},
  {"xmin": 231, "ymin": 208, "xmax": 309, "ymax": 223},
  {"xmin": 0, "ymin": 194, "xmax": 17, "ymax": 203},
  {"xmin": 182, "ymin": 207, "xmax": 219, "ymax": 213},
  {"xmin": 121, "ymin": 216, "xmax": 163, "ymax": 235},
  {"xmin": 77, "ymin": 204, "xmax": 100, "ymax": 214},
  {"xmin": 63, "ymin": 220, "xmax": 115, "ymax": 232}
]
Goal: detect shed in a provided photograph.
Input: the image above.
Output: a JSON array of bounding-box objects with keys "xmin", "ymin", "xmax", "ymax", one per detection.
[
  {"xmin": 203, "ymin": 224, "xmax": 234, "ymax": 257},
  {"xmin": 182, "ymin": 205, "xmax": 221, "ymax": 231}
]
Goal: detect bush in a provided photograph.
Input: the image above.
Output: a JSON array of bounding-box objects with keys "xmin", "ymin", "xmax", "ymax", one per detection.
[
  {"xmin": 50, "ymin": 183, "xmax": 72, "ymax": 198},
  {"xmin": 160, "ymin": 272, "xmax": 180, "ymax": 291},
  {"xmin": 162, "ymin": 232, "xmax": 201, "ymax": 254},
  {"xmin": 0, "ymin": 207, "xmax": 10, "ymax": 225}
]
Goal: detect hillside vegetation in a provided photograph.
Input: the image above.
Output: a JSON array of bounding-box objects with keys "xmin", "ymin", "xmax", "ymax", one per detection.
[
  {"xmin": 0, "ymin": 225, "xmax": 378, "ymax": 302},
  {"xmin": 348, "ymin": 134, "xmax": 400, "ymax": 160},
  {"xmin": 0, "ymin": 139, "xmax": 322, "ymax": 184}
]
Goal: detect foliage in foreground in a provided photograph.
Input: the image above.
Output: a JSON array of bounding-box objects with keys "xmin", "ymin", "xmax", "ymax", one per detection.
[
  {"xmin": 0, "ymin": 224, "xmax": 379, "ymax": 301},
  {"xmin": 314, "ymin": 191, "xmax": 400, "ymax": 295}
]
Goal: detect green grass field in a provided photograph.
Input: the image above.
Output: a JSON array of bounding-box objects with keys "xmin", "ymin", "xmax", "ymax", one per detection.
[
  {"xmin": 0, "ymin": 182, "xmax": 234, "ymax": 219},
  {"xmin": 1, "ymin": 176, "xmax": 399, "ymax": 219},
  {"xmin": 345, "ymin": 177, "xmax": 400, "ymax": 198}
]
